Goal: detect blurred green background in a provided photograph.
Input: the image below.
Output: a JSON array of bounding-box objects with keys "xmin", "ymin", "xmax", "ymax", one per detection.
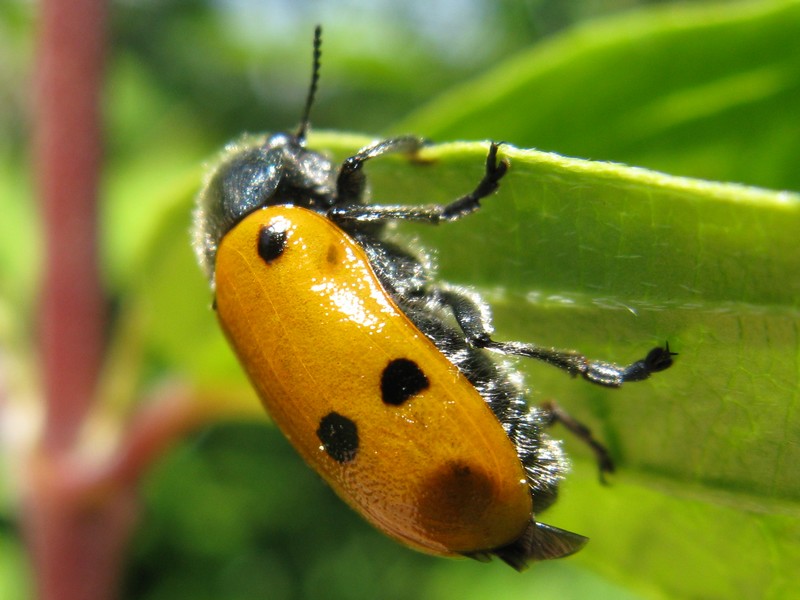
[{"xmin": 1, "ymin": 0, "xmax": 799, "ymax": 599}]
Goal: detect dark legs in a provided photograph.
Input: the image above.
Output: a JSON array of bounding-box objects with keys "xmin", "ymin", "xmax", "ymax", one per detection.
[
  {"xmin": 331, "ymin": 136, "xmax": 675, "ymax": 481},
  {"xmin": 335, "ymin": 136, "xmax": 426, "ymax": 205},
  {"xmin": 333, "ymin": 135, "xmax": 675, "ymax": 387},
  {"xmin": 481, "ymin": 339, "xmax": 675, "ymax": 388},
  {"xmin": 435, "ymin": 285, "xmax": 675, "ymax": 480},
  {"xmin": 540, "ymin": 400, "xmax": 615, "ymax": 481},
  {"xmin": 436, "ymin": 285, "xmax": 676, "ymax": 388},
  {"xmin": 331, "ymin": 141, "xmax": 509, "ymax": 224}
]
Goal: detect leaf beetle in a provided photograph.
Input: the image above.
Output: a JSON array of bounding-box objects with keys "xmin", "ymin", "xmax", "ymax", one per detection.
[{"xmin": 192, "ymin": 26, "xmax": 674, "ymax": 570}]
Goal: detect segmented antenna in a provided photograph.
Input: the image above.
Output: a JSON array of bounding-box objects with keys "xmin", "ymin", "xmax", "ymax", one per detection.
[{"xmin": 296, "ymin": 25, "xmax": 322, "ymax": 143}]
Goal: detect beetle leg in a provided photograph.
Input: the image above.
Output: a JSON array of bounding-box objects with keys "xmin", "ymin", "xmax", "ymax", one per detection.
[
  {"xmin": 335, "ymin": 135, "xmax": 427, "ymax": 204},
  {"xmin": 433, "ymin": 285, "xmax": 495, "ymax": 345},
  {"xmin": 331, "ymin": 142, "xmax": 508, "ymax": 223},
  {"xmin": 480, "ymin": 339, "xmax": 676, "ymax": 388},
  {"xmin": 539, "ymin": 400, "xmax": 615, "ymax": 482},
  {"xmin": 441, "ymin": 141, "xmax": 508, "ymax": 220},
  {"xmin": 435, "ymin": 285, "xmax": 676, "ymax": 387}
]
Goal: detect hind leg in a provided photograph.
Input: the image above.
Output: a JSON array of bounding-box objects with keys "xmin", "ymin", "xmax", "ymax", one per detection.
[{"xmin": 435, "ymin": 285, "xmax": 675, "ymax": 388}]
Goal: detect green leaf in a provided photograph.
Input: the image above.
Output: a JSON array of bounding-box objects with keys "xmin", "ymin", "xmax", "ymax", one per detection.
[
  {"xmin": 386, "ymin": 141, "xmax": 800, "ymax": 599},
  {"xmin": 126, "ymin": 3, "xmax": 800, "ymax": 597},
  {"xmin": 138, "ymin": 133, "xmax": 799, "ymax": 598},
  {"xmin": 396, "ymin": 0, "xmax": 800, "ymax": 191}
]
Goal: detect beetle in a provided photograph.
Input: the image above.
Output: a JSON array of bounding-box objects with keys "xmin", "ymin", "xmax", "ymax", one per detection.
[{"xmin": 192, "ymin": 26, "xmax": 674, "ymax": 570}]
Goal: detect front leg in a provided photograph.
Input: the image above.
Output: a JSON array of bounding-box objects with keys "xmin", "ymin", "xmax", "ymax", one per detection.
[
  {"xmin": 331, "ymin": 142, "xmax": 508, "ymax": 225},
  {"xmin": 335, "ymin": 136, "xmax": 427, "ymax": 205}
]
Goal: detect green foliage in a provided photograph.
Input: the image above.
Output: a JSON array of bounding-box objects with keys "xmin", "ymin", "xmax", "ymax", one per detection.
[
  {"xmin": 2, "ymin": 0, "xmax": 799, "ymax": 598},
  {"xmin": 136, "ymin": 128, "xmax": 799, "ymax": 597},
  {"xmin": 121, "ymin": 1, "xmax": 800, "ymax": 598},
  {"xmin": 399, "ymin": 0, "xmax": 800, "ymax": 191}
]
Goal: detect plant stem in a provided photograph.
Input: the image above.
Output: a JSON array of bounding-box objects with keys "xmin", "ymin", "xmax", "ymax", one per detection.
[
  {"xmin": 28, "ymin": 1, "xmax": 132, "ymax": 599},
  {"xmin": 35, "ymin": 0, "xmax": 108, "ymax": 451}
]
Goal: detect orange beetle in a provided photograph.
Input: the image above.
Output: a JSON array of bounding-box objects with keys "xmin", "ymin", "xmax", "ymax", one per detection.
[{"xmin": 193, "ymin": 26, "xmax": 674, "ymax": 569}]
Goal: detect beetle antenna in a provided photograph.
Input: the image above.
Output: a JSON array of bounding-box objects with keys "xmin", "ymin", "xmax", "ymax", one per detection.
[{"xmin": 296, "ymin": 25, "xmax": 322, "ymax": 143}]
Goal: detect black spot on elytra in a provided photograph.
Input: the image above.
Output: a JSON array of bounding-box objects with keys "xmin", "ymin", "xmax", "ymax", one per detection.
[
  {"xmin": 381, "ymin": 358, "xmax": 429, "ymax": 406},
  {"xmin": 317, "ymin": 412, "xmax": 359, "ymax": 463},
  {"xmin": 258, "ymin": 225, "xmax": 287, "ymax": 263}
]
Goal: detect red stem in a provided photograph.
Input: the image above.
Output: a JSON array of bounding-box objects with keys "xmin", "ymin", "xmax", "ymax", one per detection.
[
  {"xmin": 36, "ymin": 0, "xmax": 108, "ymax": 451},
  {"xmin": 28, "ymin": 1, "xmax": 130, "ymax": 599}
]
